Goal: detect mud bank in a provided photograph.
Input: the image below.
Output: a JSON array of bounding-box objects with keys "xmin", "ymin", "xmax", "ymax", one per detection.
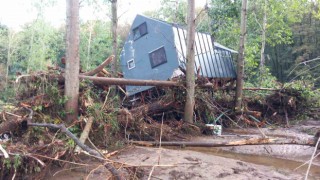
[{"xmin": 114, "ymin": 146, "xmax": 310, "ymax": 180}]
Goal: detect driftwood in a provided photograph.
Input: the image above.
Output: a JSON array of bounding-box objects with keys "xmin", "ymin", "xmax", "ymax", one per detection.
[
  {"xmin": 131, "ymin": 137, "xmax": 316, "ymax": 147},
  {"xmin": 28, "ymin": 122, "xmax": 124, "ymax": 180}
]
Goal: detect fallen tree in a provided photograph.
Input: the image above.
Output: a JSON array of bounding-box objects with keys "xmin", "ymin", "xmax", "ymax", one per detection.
[{"xmin": 130, "ymin": 137, "xmax": 317, "ymax": 147}]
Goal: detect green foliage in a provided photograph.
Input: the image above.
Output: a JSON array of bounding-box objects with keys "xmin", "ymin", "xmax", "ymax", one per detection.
[
  {"xmin": 66, "ymin": 138, "xmax": 76, "ymax": 148},
  {"xmin": 207, "ymin": 0, "xmax": 316, "ymax": 87},
  {"xmin": 2, "ymin": 155, "xmax": 22, "ymax": 170},
  {"xmin": 13, "ymin": 155, "xmax": 22, "ymax": 169},
  {"xmin": 0, "ymin": 85, "xmax": 16, "ymax": 102},
  {"xmin": 284, "ymin": 80, "xmax": 320, "ymax": 107},
  {"xmin": 147, "ymin": 0, "xmax": 188, "ymax": 25},
  {"xmin": 69, "ymin": 125, "xmax": 82, "ymax": 136},
  {"xmin": 3, "ymin": 158, "xmax": 11, "ymax": 169},
  {"xmin": 0, "ymin": 24, "xmax": 9, "ymax": 64},
  {"xmin": 8, "ymin": 19, "xmax": 64, "ymax": 74},
  {"xmin": 80, "ymin": 20, "xmax": 113, "ymax": 71},
  {"xmin": 44, "ymin": 81, "xmax": 68, "ymax": 117}
]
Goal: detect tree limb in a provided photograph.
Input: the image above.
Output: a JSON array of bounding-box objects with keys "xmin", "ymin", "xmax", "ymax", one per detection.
[
  {"xmin": 74, "ymin": 117, "xmax": 94, "ymax": 153},
  {"xmin": 81, "ymin": 55, "xmax": 114, "ymax": 76},
  {"xmin": 28, "ymin": 122, "xmax": 123, "ymax": 180}
]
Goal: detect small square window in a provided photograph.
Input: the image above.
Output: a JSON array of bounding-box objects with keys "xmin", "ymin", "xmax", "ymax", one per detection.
[
  {"xmin": 149, "ymin": 47, "xmax": 167, "ymax": 68},
  {"xmin": 127, "ymin": 59, "xmax": 135, "ymax": 69},
  {"xmin": 133, "ymin": 22, "xmax": 148, "ymax": 40}
]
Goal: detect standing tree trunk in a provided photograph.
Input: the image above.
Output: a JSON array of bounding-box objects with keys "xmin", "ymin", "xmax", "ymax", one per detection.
[
  {"xmin": 5, "ymin": 32, "xmax": 12, "ymax": 89},
  {"xmin": 111, "ymin": 0, "xmax": 118, "ymax": 74},
  {"xmin": 86, "ymin": 21, "xmax": 94, "ymax": 71},
  {"xmin": 260, "ymin": 0, "xmax": 267, "ymax": 82},
  {"xmin": 65, "ymin": 0, "xmax": 80, "ymax": 123},
  {"xmin": 184, "ymin": 0, "xmax": 196, "ymax": 123},
  {"xmin": 235, "ymin": 0, "xmax": 248, "ymax": 112}
]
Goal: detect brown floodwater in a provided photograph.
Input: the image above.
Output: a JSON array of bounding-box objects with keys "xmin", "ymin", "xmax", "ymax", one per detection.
[{"xmin": 172, "ymin": 146, "xmax": 320, "ymax": 179}]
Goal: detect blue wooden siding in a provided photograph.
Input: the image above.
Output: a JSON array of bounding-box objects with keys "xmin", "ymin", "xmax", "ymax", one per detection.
[
  {"xmin": 120, "ymin": 15, "xmax": 237, "ymax": 96},
  {"xmin": 120, "ymin": 15, "xmax": 180, "ymax": 96}
]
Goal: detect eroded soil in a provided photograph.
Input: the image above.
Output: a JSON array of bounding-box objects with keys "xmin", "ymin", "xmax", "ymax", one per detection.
[{"xmin": 114, "ymin": 146, "xmax": 305, "ymax": 180}]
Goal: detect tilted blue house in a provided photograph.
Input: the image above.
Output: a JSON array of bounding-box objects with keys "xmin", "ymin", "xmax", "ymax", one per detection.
[{"xmin": 120, "ymin": 15, "xmax": 237, "ymax": 96}]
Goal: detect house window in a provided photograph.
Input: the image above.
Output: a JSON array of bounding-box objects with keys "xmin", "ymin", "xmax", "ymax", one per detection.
[
  {"xmin": 127, "ymin": 59, "xmax": 135, "ymax": 69},
  {"xmin": 133, "ymin": 22, "xmax": 148, "ymax": 40},
  {"xmin": 149, "ymin": 47, "xmax": 167, "ymax": 68}
]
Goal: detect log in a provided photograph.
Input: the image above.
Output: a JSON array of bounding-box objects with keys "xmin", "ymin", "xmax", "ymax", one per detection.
[
  {"xmin": 131, "ymin": 137, "xmax": 316, "ymax": 147},
  {"xmin": 79, "ymin": 75, "xmax": 181, "ymax": 87},
  {"xmin": 74, "ymin": 116, "xmax": 94, "ymax": 153},
  {"xmin": 29, "ymin": 73, "xmax": 279, "ymax": 92},
  {"xmin": 130, "ymin": 101, "xmax": 177, "ymax": 116},
  {"xmin": 79, "ymin": 75, "xmax": 281, "ymax": 90},
  {"xmin": 243, "ymin": 87, "xmax": 279, "ymax": 91},
  {"xmin": 81, "ymin": 55, "xmax": 114, "ymax": 76}
]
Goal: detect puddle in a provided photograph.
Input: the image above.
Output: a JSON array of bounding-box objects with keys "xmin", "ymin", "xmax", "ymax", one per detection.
[{"xmin": 168, "ymin": 146, "xmax": 320, "ymax": 179}]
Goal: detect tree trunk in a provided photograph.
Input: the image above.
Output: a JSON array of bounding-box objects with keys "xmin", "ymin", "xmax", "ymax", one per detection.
[
  {"xmin": 27, "ymin": 28, "xmax": 34, "ymax": 73},
  {"xmin": 86, "ymin": 21, "xmax": 94, "ymax": 70},
  {"xmin": 111, "ymin": 0, "xmax": 118, "ymax": 74},
  {"xmin": 260, "ymin": 0, "xmax": 267, "ymax": 82},
  {"xmin": 235, "ymin": 0, "xmax": 248, "ymax": 112},
  {"xmin": 131, "ymin": 137, "xmax": 316, "ymax": 147},
  {"xmin": 184, "ymin": 0, "xmax": 196, "ymax": 123},
  {"xmin": 65, "ymin": 0, "xmax": 80, "ymax": 124},
  {"xmin": 5, "ymin": 32, "xmax": 11, "ymax": 88}
]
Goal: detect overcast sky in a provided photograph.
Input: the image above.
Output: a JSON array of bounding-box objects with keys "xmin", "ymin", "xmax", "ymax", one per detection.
[{"xmin": 0, "ymin": 0, "xmax": 207, "ymax": 30}]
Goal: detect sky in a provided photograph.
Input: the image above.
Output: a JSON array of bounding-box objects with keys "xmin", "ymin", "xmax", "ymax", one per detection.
[{"xmin": 0, "ymin": 0, "xmax": 207, "ymax": 30}]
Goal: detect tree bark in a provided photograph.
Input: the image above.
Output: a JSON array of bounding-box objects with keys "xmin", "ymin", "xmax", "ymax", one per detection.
[
  {"xmin": 81, "ymin": 55, "xmax": 114, "ymax": 76},
  {"xmin": 111, "ymin": 0, "xmax": 118, "ymax": 74},
  {"xmin": 5, "ymin": 32, "xmax": 12, "ymax": 88},
  {"xmin": 260, "ymin": 0, "xmax": 267, "ymax": 81},
  {"xmin": 65, "ymin": 0, "xmax": 80, "ymax": 123},
  {"xmin": 130, "ymin": 101, "xmax": 177, "ymax": 116},
  {"xmin": 74, "ymin": 116, "xmax": 94, "ymax": 153},
  {"xmin": 86, "ymin": 21, "xmax": 94, "ymax": 70},
  {"xmin": 78, "ymin": 75, "xmax": 181, "ymax": 87},
  {"xmin": 235, "ymin": 0, "xmax": 248, "ymax": 112},
  {"xmin": 184, "ymin": 0, "xmax": 196, "ymax": 123},
  {"xmin": 131, "ymin": 137, "xmax": 316, "ymax": 147}
]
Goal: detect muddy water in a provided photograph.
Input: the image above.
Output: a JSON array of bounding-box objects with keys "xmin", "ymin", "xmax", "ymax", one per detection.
[{"xmin": 176, "ymin": 146, "xmax": 320, "ymax": 179}]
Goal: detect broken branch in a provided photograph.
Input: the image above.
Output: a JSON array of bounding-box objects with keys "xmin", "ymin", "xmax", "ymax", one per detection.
[
  {"xmin": 81, "ymin": 55, "xmax": 114, "ymax": 76},
  {"xmin": 74, "ymin": 117, "xmax": 94, "ymax": 153},
  {"xmin": 28, "ymin": 122, "xmax": 123, "ymax": 180}
]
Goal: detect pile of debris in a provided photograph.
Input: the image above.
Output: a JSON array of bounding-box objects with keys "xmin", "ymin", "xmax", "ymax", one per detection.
[{"xmin": 0, "ymin": 55, "xmax": 318, "ymax": 179}]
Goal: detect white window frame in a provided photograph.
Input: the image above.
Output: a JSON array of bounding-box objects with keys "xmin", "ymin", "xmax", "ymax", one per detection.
[{"xmin": 127, "ymin": 59, "xmax": 135, "ymax": 70}]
